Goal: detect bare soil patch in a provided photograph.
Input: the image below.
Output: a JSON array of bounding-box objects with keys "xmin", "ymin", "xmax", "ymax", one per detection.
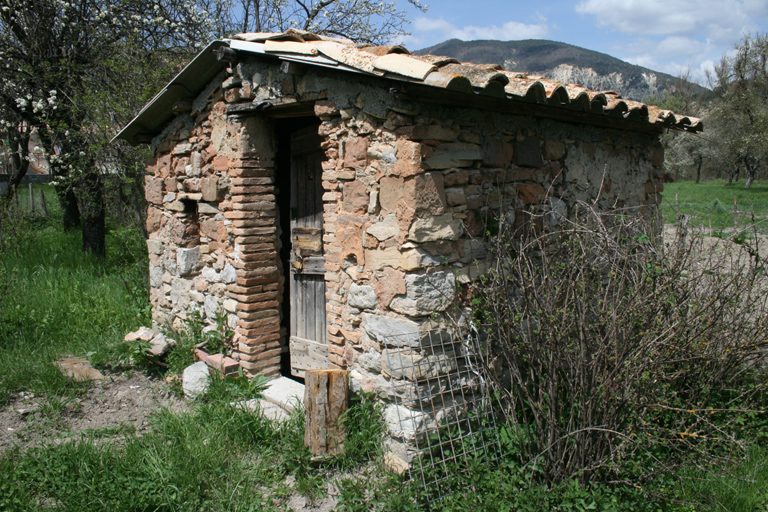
[{"xmin": 0, "ymin": 371, "xmax": 186, "ymax": 452}]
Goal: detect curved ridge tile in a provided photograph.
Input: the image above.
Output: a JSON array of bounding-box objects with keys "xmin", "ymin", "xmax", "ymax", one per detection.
[
  {"xmin": 624, "ymin": 100, "xmax": 649, "ymax": 122},
  {"xmin": 505, "ymin": 79, "xmax": 547, "ymax": 103},
  {"xmin": 655, "ymin": 109, "xmax": 676, "ymax": 127},
  {"xmin": 646, "ymin": 105, "xmax": 664, "ymax": 124},
  {"xmin": 480, "ymin": 81, "xmax": 507, "ymax": 98},
  {"xmin": 588, "ymin": 92, "xmax": 608, "ymax": 114},
  {"xmin": 438, "ymin": 63, "xmax": 510, "ymax": 88},
  {"xmin": 423, "ymin": 72, "xmax": 473, "ymax": 93},
  {"xmin": 315, "ymin": 41, "xmax": 381, "ymax": 74},
  {"xmin": 687, "ymin": 117, "xmax": 703, "ymax": 131},
  {"xmin": 544, "ymin": 84, "xmax": 569, "ymax": 106},
  {"xmin": 566, "ymin": 91, "xmax": 592, "ymax": 112},
  {"xmin": 361, "ymin": 45, "xmax": 410, "ymax": 56},
  {"xmin": 373, "ymin": 54, "xmax": 436, "ymax": 80},
  {"xmin": 605, "ymin": 98, "xmax": 629, "ymax": 117},
  {"xmin": 416, "ymin": 55, "xmax": 461, "ymax": 66}
]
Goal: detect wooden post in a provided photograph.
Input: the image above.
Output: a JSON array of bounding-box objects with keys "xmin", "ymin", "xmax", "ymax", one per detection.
[
  {"xmin": 304, "ymin": 369, "xmax": 349, "ymax": 457},
  {"xmin": 28, "ymin": 183, "xmax": 35, "ymax": 213},
  {"xmin": 38, "ymin": 188, "xmax": 48, "ymax": 216}
]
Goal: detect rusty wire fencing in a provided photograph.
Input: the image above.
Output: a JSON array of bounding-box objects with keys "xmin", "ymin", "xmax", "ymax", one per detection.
[{"xmin": 383, "ymin": 327, "xmax": 501, "ymax": 508}]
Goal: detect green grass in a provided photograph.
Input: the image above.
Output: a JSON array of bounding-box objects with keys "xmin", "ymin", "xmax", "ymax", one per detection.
[
  {"xmin": 672, "ymin": 444, "xmax": 768, "ymax": 512},
  {"xmin": 661, "ymin": 179, "xmax": 768, "ymax": 232},
  {"xmin": 0, "ymin": 189, "xmax": 149, "ymax": 405},
  {"xmin": 0, "ymin": 403, "xmax": 296, "ymax": 511},
  {"xmin": 0, "ymin": 390, "xmax": 397, "ymax": 511},
  {"xmin": 2, "ymin": 181, "xmax": 768, "ymax": 510}
]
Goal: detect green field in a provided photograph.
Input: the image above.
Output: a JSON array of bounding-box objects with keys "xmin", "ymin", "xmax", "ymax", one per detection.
[{"xmin": 661, "ymin": 179, "xmax": 768, "ymax": 233}]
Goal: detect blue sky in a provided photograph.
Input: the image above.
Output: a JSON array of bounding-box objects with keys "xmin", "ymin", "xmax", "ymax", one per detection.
[{"xmin": 395, "ymin": 0, "xmax": 768, "ymax": 85}]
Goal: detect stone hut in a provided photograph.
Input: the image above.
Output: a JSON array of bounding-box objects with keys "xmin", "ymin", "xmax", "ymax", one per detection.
[{"xmin": 116, "ymin": 30, "xmax": 701, "ymax": 393}]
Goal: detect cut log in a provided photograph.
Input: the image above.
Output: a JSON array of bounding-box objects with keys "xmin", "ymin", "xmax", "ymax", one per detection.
[{"xmin": 304, "ymin": 369, "xmax": 348, "ymax": 457}]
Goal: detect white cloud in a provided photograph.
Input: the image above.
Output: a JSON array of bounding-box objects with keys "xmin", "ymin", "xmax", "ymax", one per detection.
[
  {"xmin": 617, "ymin": 36, "xmax": 721, "ymax": 83},
  {"xmin": 575, "ymin": 0, "xmax": 760, "ymax": 43},
  {"xmin": 399, "ymin": 16, "xmax": 550, "ymax": 49}
]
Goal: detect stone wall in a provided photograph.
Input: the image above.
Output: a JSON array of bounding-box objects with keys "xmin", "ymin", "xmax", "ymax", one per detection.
[
  {"xmin": 144, "ymin": 55, "xmax": 665, "ymax": 434},
  {"xmin": 144, "ymin": 76, "xmax": 285, "ymax": 377}
]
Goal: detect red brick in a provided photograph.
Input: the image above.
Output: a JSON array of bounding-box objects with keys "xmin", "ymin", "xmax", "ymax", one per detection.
[
  {"xmin": 237, "ymin": 308, "xmax": 281, "ymax": 321},
  {"xmin": 230, "ymin": 177, "xmax": 274, "ymax": 186},
  {"xmin": 238, "ymin": 300, "xmax": 280, "ymax": 312}
]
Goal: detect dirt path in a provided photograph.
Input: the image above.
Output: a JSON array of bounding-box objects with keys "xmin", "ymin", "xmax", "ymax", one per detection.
[
  {"xmin": 0, "ymin": 371, "xmax": 345, "ymax": 511},
  {"xmin": 0, "ymin": 371, "xmax": 186, "ymax": 452}
]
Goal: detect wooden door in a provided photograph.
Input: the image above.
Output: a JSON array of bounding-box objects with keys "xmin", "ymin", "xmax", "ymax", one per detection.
[{"xmin": 288, "ymin": 127, "xmax": 328, "ymax": 377}]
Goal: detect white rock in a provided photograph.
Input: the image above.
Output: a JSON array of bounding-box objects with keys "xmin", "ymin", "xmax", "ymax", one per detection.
[
  {"xmin": 146, "ymin": 240, "xmax": 163, "ymax": 255},
  {"xmin": 357, "ymin": 350, "xmax": 382, "ymax": 372},
  {"xmin": 366, "ymin": 214, "xmax": 399, "ymax": 241},
  {"xmin": 149, "ymin": 263, "xmax": 163, "ymax": 288},
  {"xmin": 201, "ymin": 266, "xmax": 222, "ymax": 283},
  {"xmin": 177, "ymin": 247, "xmax": 201, "ymax": 276},
  {"xmin": 408, "ymin": 214, "xmax": 462, "ymax": 242},
  {"xmin": 389, "ymin": 271, "xmax": 456, "ymax": 316},
  {"xmin": 198, "ymin": 202, "xmax": 219, "ymax": 214},
  {"xmin": 221, "ymin": 263, "xmax": 237, "ymax": 284},
  {"xmin": 204, "ymin": 295, "xmax": 220, "ymax": 319},
  {"xmin": 348, "ymin": 283, "xmax": 378, "ymax": 310},
  {"xmin": 382, "ymin": 349, "xmax": 423, "ymax": 380},
  {"xmin": 362, "ymin": 314, "xmax": 423, "ymax": 348},
  {"xmin": 223, "ymin": 298, "xmax": 238, "ymax": 313},
  {"xmin": 385, "ymin": 404, "xmax": 429, "ymax": 440},
  {"xmin": 182, "ymin": 362, "xmax": 210, "ymax": 398}
]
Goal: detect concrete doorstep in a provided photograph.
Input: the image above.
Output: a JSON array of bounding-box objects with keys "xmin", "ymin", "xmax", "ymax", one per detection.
[{"xmin": 234, "ymin": 376, "xmax": 305, "ymax": 422}]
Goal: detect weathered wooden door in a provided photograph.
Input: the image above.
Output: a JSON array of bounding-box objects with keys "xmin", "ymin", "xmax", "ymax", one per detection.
[{"xmin": 288, "ymin": 127, "xmax": 328, "ymax": 377}]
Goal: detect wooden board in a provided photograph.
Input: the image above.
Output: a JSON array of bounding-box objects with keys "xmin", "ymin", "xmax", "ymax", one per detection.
[
  {"xmin": 290, "ymin": 336, "xmax": 330, "ymax": 378},
  {"xmin": 291, "ymin": 227, "xmax": 323, "ymax": 255},
  {"xmin": 288, "ymin": 126, "xmax": 327, "ymax": 373}
]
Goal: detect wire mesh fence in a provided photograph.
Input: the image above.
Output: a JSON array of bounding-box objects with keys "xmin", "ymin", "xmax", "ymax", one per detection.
[{"xmin": 383, "ymin": 327, "xmax": 501, "ymax": 508}]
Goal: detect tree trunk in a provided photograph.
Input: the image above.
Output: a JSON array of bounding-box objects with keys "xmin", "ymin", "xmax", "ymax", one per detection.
[
  {"xmin": 304, "ymin": 369, "xmax": 348, "ymax": 457},
  {"xmin": 2, "ymin": 127, "xmax": 31, "ymax": 203},
  {"xmin": 695, "ymin": 157, "xmax": 703, "ymax": 184},
  {"xmin": 77, "ymin": 170, "xmax": 106, "ymax": 257},
  {"xmin": 744, "ymin": 161, "xmax": 756, "ymax": 189},
  {"xmin": 55, "ymin": 183, "xmax": 81, "ymax": 231}
]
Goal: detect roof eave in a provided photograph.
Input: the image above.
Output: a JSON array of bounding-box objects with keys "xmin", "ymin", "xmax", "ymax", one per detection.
[{"xmin": 113, "ymin": 40, "xmax": 231, "ymax": 146}]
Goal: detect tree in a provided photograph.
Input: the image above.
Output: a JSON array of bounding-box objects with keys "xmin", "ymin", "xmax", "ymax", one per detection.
[
  {"xmin": 199, "ymin": 0, "xmax": 427, "ymax": 43},
  {"xmin": 708, "ymin": 34, "xmax": 768, "ymax": 188},
  {"xmin": 646, "ymin": 70, "xmax": 711, "ymax": 183},
  {"xmin": 0, "ymin": 0, "xmax": 427, "ymax": 256},
  {"xmin": 0, "ymin": 0, "xmax": 215, "ymax": 254}
]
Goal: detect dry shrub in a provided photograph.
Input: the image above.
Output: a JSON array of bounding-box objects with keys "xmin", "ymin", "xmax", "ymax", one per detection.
[{"xmin": 473, "ymin": 203, "xmax": 768, "ymax": 486}]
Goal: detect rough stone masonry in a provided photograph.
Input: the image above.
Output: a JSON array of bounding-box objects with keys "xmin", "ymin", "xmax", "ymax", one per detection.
[{"xmin": 127, "ymin": 33, "xmax": 678, "ymax": 465}]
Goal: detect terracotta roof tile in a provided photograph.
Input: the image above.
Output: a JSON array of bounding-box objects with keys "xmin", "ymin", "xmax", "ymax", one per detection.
[
  {"xmin": 116, "ymin": 31, "xmax": 703, "ymax": 145},
  {"xmin": 229, "ymin": 31, "xmax": 700, "ymax": 132}
]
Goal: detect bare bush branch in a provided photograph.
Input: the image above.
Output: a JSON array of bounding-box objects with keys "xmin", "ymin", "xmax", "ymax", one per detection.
[{"xmin": 473, "ymin": 202, "xmax": 768, "ymax": 486}]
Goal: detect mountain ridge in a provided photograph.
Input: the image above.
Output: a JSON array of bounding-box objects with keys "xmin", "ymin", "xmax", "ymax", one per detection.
[{"xmin": 415, "ymin": 39, "xmax": 707, "ymax": 102}]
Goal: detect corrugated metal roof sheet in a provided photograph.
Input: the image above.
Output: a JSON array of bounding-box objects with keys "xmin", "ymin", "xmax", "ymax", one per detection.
[{"xmin": 115, "ymin": 31, "xmax": 702, "ymax": 145}]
